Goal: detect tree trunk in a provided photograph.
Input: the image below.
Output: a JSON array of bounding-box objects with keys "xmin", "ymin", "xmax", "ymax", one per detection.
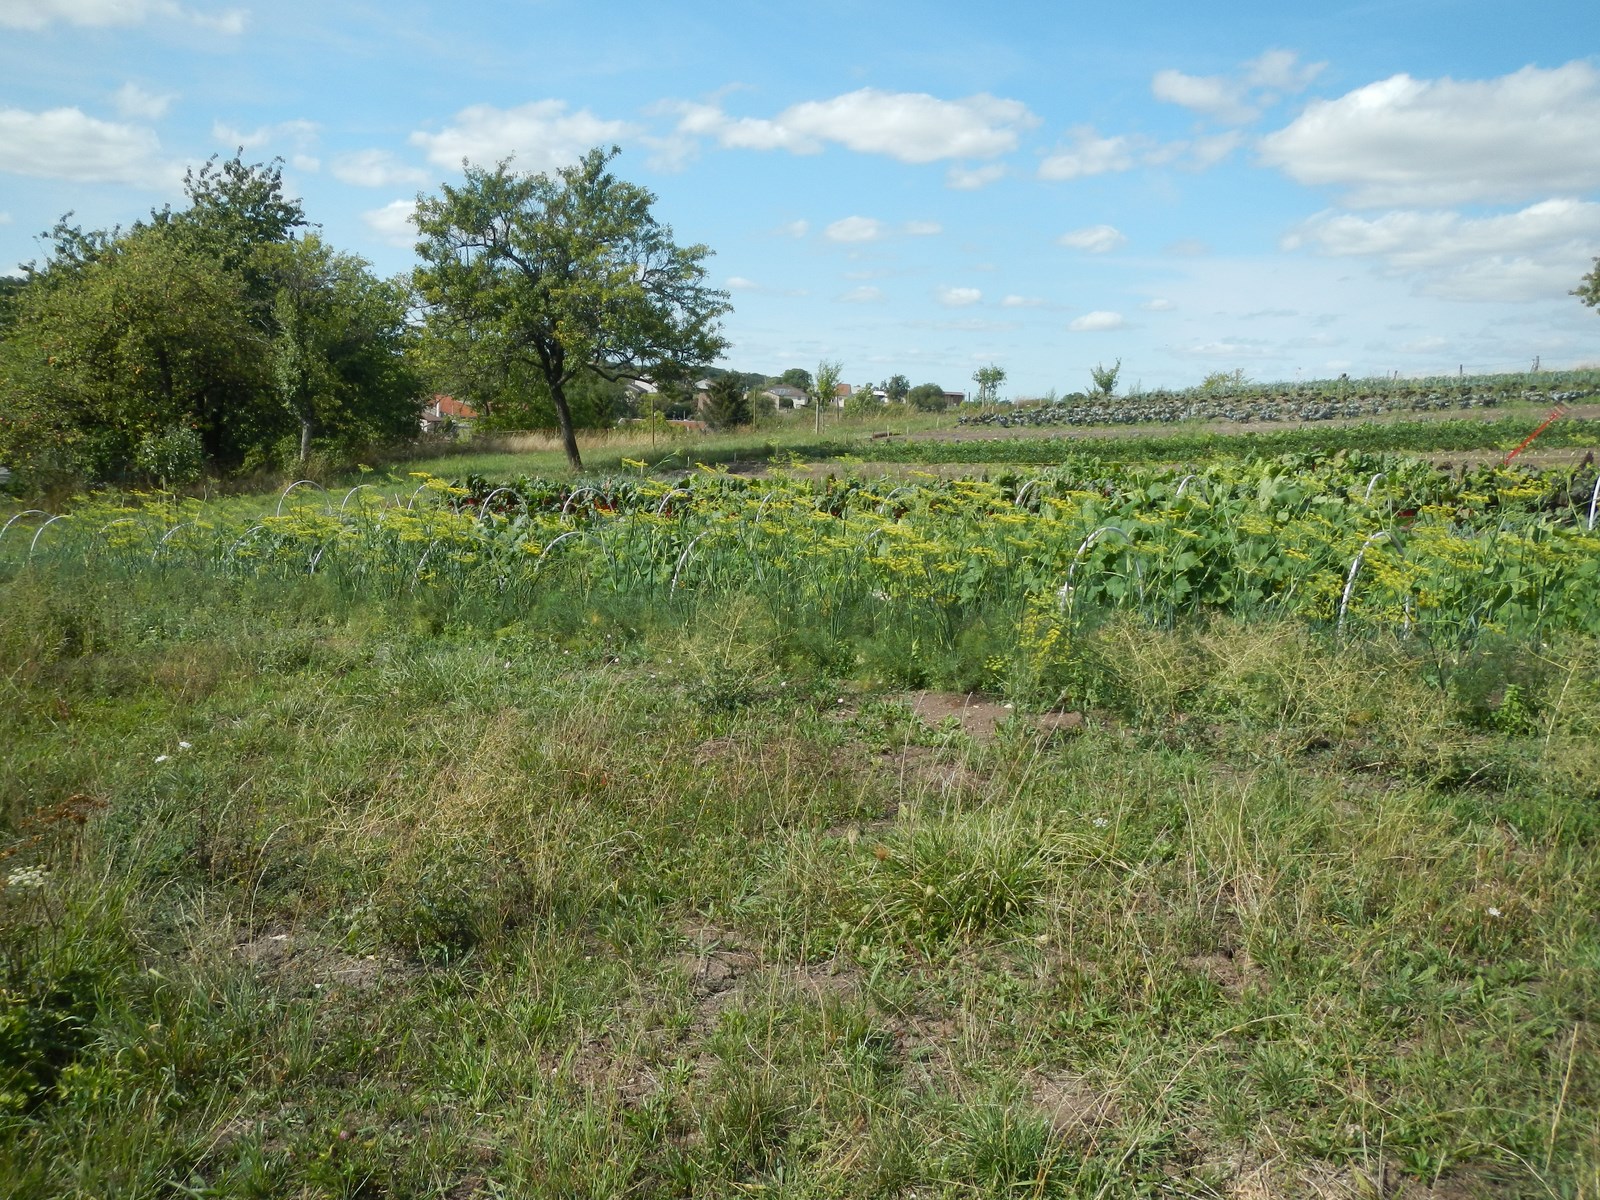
[
  {"xmin": 299, "ymin": 414, "xmax": 313, "ymax": 468},
  {"xmin": 548, "ymin": 377, "xmax": 584, "ymax": 471}
]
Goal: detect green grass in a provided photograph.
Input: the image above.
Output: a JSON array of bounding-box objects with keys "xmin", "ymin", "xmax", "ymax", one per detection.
[{"xmin": 3, "ymin": 538, "xmax": 1599, "ymax": 1196}]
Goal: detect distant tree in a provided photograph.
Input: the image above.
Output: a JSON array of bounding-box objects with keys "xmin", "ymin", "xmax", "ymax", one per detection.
[
  {"xmin": 810, "ymin": 360, "xmax": 843, "ymax": 434},
  {"xmin": 973, "ymin": 363, "xmax": 1006, "ymax": 404},
  {"xmin": 906, "ymin": 382, "xmax": 948, "ymax": 411},
  {"xmin": 413, "ymin": 147, "xmax": 730, "ymax": 469},
  {"xmin": 1200, "ymin": 368, "xmax": 1249, "ymax": 392},
  {"xmin": 1577, "ymin": 257, "xmax": 1600, "ymax": 311},
  {"xmin": 780, "ymin": 367, "xmax": 813, "ymax": 391},
  {"xmin": 704, "ymin": 373, "xmax": 752, "ymax": 429},
  {"xmin": 1090, "ymin": 359, "xmax": 1121, "ymax": 397},
  {"xmin": 882, "ymin": 373, "xmax": 910, "ymax": 404}
]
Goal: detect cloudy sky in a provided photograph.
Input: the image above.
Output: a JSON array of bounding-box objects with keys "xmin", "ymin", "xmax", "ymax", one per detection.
[{"xmin": 2, "ymin": 0, "xmax": 1597, "ymax": 393}]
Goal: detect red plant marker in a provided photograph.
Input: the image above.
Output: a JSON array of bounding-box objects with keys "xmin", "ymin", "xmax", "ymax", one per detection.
[{"xmin": 1503, "ymin": 404, "xmax": 1568, "ymax": 465}]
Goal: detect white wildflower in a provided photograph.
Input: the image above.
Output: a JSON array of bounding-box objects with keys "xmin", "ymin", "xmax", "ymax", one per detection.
[
  {"xmin": 178, "ymin": 741, "xmax": 192, "ymax": 750},
  {"xmin": 154, "ymin": 754, "xmax": 170, "ymax": 764},
  {"xmin": 1092, "ymin": 817, "xmax": 1109, "ymax": 829},
  {"xmin": 1487, "ymin": 906, "xmax": 1503, "ymax": 918},
  {"xmin": 6, "ymin": 865, "xmax": 50, "ymax": 890}
]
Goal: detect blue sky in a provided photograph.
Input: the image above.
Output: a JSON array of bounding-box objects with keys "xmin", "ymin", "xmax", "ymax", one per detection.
[{"xmin": 2, "ymin": 0, "xmax": 1597, "ymax": 395}]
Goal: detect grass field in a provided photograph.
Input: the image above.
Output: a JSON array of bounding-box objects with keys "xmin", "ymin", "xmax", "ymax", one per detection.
[{"xmin": 4, "ymin": 405, "xmax": 1600, "ymax": 1198}]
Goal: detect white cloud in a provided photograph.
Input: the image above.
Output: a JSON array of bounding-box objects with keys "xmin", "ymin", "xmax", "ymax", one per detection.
[
  {"xmin": 213, "ymin": 118, "xmax": 318, "ymax": 152},
  {"xmin": 903, "ymin": 220, "xmax": 942, "ymax": 236},
  {"xmin": 0, "ymin": 0, "xmax": 245, "ymax": 32},
  {"xmin": 1038, "ymin": 126, "xmax": 1135, "ymax": 180},
  {"xmin": 1259, "ymin": 62, "xmax": 1600, "ymax": 207},
  {"xmin": 1152, "ymin": 70, "xmax": 1257, "ymax": 124},
  {"xmin": 1058, "ymin": 224, "xmax": 1126, "ymax": 253},
  {"xmin": 290, "ymin": 154, "xmax": 319, "ymax": 172},
  {"xmin": 0, "ymin": 211, "xmax": 12, "ymax": 225},
  {"xmin": 824, "ymin": 215, "xmax": 884, "ymax": 243},
  {"xmin": 361, "ymin": 199, "xmax": 418, "ymax": 248},
  {"xmin": 1001, "ymin": 294, "xmax": 1044, "ymax": 308},
  {"xmin": 113, "ymin": 82, "xmax": 175, "ymax": 120},
  {"xmin": 1285, "ymin": 198, "xmax": 1600, "ymax": 301},
  {"xmin": 779, "ymin": 219, "xmax": 809, "ymax": 238},
  {"xmin": 936, "ymin": 285, "xmax": 982, "ymax": 307},
  {"xmin": 411, "ymin": 101, "xmax": 635, "ymax": 173},
  {"xmin": 1069, "ymin": 311, "xmax": 1126, "ymax": 331},
  {"xmin": 1171, "ymin": 338, "xmax": 1275, "ymax": 359},
  {"xmin": 667, "ymin": 88, "xmax": 1038, "ymax": 164},
  {"xmin": 726, "ymin": 276, "xmax": 758, "ymax": 291},
  {"xmin": 840, "ymin": 285, "xmax": 885, "ymax": 303},
  {"xmin": 1152, "ymin": 49, "xmax": 1323, "ymax": 125},
  {"xmin": 1141, "ymin": 298, "xmax": 1176, "ymax": 311},
  {"xmin": 0, "ymin": 106, "xmax": 173, "ymax": 186},
  {"xmin": 946, "ymin": 163, "xmax": 1006, "ymax": 190},
  {"xmin": 1246, "ymin": 49, "xmax": 1324, "ymax": 93},
  {"xmin": 331, "ymin": 149, "xmax": 429, "ymax": 188}
]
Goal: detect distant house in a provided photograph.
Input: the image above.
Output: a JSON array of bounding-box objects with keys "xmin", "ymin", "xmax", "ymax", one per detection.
[
  {"xmin": 942, "ymin": 390, "xmax": 968, "ymax": 406},
  {"xmin": 420, "ymin": 395, "xmax": 478, "ymax": 432},
  {"xmin": 762, "ymin": 384, "xmax": 809, "ymax": 409}
]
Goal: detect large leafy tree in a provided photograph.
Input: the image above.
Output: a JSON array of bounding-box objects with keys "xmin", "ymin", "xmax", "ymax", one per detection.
[{"xmin": 413, "ymin": 146, "xmax": 730, "ymax": 469}]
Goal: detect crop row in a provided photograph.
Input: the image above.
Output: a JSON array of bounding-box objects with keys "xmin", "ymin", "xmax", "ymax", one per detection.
[
  {"xmin": 958, "ymin": 386, "xmax": 1600, "ymax": 430},
  {"xmin": 5, "ymin": 457, "xmax": 1598, "ymax": 698}
]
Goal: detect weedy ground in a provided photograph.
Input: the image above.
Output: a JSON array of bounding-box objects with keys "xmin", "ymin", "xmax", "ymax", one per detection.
[{"xmin": 2, "ymin": 559, "xmax": 1598, "ymax": 1198}]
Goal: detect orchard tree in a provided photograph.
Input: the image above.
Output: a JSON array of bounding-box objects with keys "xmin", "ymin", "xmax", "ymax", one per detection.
[
  {"xmin": 882, "ymin": 373, "xmax": 910, "ymax": 404},
  {"xmin": 413, "ymin": 147, "xmax": 730, "ymax": 469}
]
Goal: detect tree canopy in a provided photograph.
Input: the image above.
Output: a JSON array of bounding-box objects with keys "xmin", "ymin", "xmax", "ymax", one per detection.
[{"xmin": 413, "ymin": 146, "xmax": 730, "ymax": 469}]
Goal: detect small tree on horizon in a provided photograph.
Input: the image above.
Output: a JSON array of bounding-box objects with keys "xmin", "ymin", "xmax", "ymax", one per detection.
[
  {"xmin": 973, "ymin": 363, "xmax": 1006, "ymax": 405},
  {"xmin": 811, "ymin": 360, "xmax": 843, "ymax": 434},
  {"xmin": 1576, "ymin": 257, "xmax": 1600, "ymax": 311},
  {"xmin": 1090, "ymin": 359, "xmax": 1121, "ymax": 397}
]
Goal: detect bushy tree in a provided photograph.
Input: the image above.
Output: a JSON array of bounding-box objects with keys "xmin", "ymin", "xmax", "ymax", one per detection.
[
  {"xmin": 1, "ymin": 227, "xmax": 268, "ymax": 485},
  {"xmin": 882, "ymin": 373, "xmax": 910, "ymax": 404},
  {"xmin": 413, "ymin": 147, "xmax": 729, "ymax": 469},
  {"xmin": 703, "ymin": 373, "xmax": 752, "ymax": 429},
  {"xmin": 1, "ymin": 153, "xmax": 423, "ymax": 487},
  {"xmin": 906, "ymin": 382, "xmax": 948, "ymax": 411},
  {"xmin": 779, "ymin": 367, "xmax": 812, "ymax": 391}
]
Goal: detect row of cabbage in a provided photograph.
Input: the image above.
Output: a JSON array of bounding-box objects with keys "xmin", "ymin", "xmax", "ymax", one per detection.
[
  {"xmin": 4, "ymin": 454, "xmax": 1599, "ymax": 650},
  {"xmin": 958, "ymin": 383, "xmax": 1600, "ymax": 429}
]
